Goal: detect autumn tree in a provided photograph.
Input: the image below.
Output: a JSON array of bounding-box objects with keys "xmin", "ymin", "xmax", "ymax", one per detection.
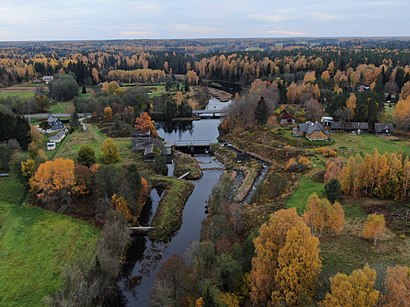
[
  {"xmin": 362, "ymin": 213, "xmax": 386, "ymax": 246},
  {"xmin": 303, "ymin": 193, "xmax": 345, "ymax": 236},
  {"xmin": 77, "ymin": 145, "xmax": 96, "ymax": 167},
  {"xmin": 346, "ymin": 93, "xmax": 357, "ymax": 120},
  {"xmin": 111, "ymin": 194, "xmax": 133, "ymax": 222},
  {"xmin": 104, "ymin": 106, "xmax": 113, "ymax": 122},
  {"xmin": 21, "ymin": 159, "xmax": 37, "ymax": 182},
  {"xmin": 101, "ymin": 81, "xmax": 120, "ymax": 95},
  {"xmin": 30, "ymin": 158, "xmax": 76, "ymax": 210},
  {"xmin": 186, "ymin": 70, "xmax": 199, "ymax": 85},
  {"xmin": 249, "ymin": 208, "xmax": 303, "ymax": 306},
  {"xmin": 271, "ymin": 222, "xmax": 322, "ymax": 306},
  {"xmin": 382, "ymin": 265, "xmax": 410, "ymax": 307},
  {"xmin": 328, "ymin": 201, "xmax": 345, "ymax": 235},
  {"xmin": 134, "ymin": 112, "xmax": 158, "ymax": 137},
  {"xmin": 101, "ymin": 138, "xmax": 120, "ymax": 164},
  {"xmin": 320, "ymin": 264, "xmax": 379, "ymax": 307}
]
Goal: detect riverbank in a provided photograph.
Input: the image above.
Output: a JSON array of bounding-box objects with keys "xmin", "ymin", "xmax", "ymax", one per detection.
[{"xmin": 148, "ymin": 176, "xmax": 195, "ymax": 241}]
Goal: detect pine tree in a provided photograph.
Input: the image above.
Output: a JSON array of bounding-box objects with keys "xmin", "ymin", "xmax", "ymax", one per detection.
[{"xmin": 255, "ymin": 96, "xmax": 268, "ymax": 126}]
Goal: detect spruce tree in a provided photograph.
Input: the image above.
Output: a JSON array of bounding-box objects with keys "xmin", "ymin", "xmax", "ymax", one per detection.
[{"xmin": 255, "ymin": 97, "xmax": 268, "ymax": 125}]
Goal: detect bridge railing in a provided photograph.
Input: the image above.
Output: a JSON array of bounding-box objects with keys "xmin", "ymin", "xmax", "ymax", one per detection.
[{"xmin": 172, "ymin": 140, "xmax": 211, "ymax": 146}]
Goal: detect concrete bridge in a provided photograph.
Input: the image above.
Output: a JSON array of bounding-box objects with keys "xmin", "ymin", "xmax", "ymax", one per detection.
[{"xmin": 172, "ymin": 139, "xmax": 212, "ymax": 154}]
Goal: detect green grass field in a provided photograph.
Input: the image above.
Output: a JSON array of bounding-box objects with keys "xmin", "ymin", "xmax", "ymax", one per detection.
[
  {"xmin": 0, "ymin": 175, "xmax": 26, "ymax": 205},
  {"xmin": 286, "ymin": 174, "xmax": 323, "ymax": 213},
  {"xmin": 48, "ymin": 102, "xmax": 74, "ymax": 114},
  {"xmin": 330, "ymin": 133, "xmax": 410, "ymax": 156},
  {"xmin": 0, "ymin": 91, "xmax": 35, "ymax": 99},
  {"xmin": 0, "ymin": 201, "xmax": 99, "ymax": 306}
]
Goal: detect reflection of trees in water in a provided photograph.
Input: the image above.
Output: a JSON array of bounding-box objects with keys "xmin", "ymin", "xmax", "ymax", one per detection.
[{"xmin": 156, "ymin": 121, "xmax": 194, "ymax": 134}]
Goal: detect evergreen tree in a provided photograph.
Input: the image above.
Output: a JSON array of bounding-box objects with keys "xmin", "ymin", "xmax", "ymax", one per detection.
[
  {"xmin": 82, "ymin": 85, "xmax": 87, "ymax": 94},
  {"xmin": 323, "ymin": 179, "xmax": 342, "ymax": 203},
  {"xmin": 71, "ymin": 111, "xmax": 79, "ymax": 129},
  {"xmin": 255, "ymin": 97, "xmax": 268, "ymax": 125}
]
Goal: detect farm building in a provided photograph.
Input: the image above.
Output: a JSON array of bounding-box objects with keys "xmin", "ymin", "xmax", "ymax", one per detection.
[
  {"xmin": 331, "ymin": 122, "xmax": 369, "ymax": 134},
  {"xmin": 293, "ymin": 121, "xmax": 329, "ymax": 141},
  {"xmin": 49, "ymin": 131, "xmax": 66, "ymax": 143},
  {"xmin": 374, "ymin": 123, "xmax": 394, "ymax": 135}
]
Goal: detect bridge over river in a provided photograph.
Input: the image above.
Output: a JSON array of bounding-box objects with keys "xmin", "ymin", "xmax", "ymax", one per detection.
[{"xmin": 170, "ymin": 139, "xmax": 212, "ymax": 154}]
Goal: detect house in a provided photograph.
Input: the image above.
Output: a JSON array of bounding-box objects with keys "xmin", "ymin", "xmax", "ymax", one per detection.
[
  {"xmin": 374, "ymin": 123, "xmax": 394, "ymax": 135},
  {"xmin": 331, "ymin": 122, "xmax": 369, "ymax": 134},
  {"xmin": 42, "ymin": 76, "xmax": 53, "ymax": 84},
  {"xmin": 47, "ymin": 142, "xmax": 56, "ymax": 151},
  {"xmin": 47, "ymin": 116, "xmax": 65, "ymax": 131},
  {"xmin": 49, "ymin": 131, "xmax": 66, "ymax": 143},
  {"xmin": 278, "ymin": 109, "xmax": 296, "ymax": 126},
  {"xmin": 293, "ymin": 121, "xmax": 329, "ymax": 141},
  {"xmin": 131, "ymin": 131, "xmax": 152, "ymax": 151}
]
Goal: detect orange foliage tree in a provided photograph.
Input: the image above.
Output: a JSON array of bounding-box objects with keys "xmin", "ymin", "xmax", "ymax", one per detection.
[
  {"xmin": 104, "ymin": 106, "xmax": 113, "ymax": 122},
  {"xmin": 303, "ymin": 193, "xmax": 345, "ymax": 237},
  {"xmin": 134, "ymin": 112, "xmax": 158, "ymax": 137},
  {"xmin": 30, "ymin": 158, "xmax": 76, "ymax": 209},
  {"xmin": 382, "ymin": 265, "xmax": 410, "ymax": 307},
  {"xmin": 362, "ymin": 213, "xmax": 386, "ymax": 246}
]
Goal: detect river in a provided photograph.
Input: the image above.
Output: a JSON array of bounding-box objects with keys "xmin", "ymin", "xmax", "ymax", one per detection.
[{"xmin": 118, "ymin": 98, "xmax": 266, "ymax": 306}]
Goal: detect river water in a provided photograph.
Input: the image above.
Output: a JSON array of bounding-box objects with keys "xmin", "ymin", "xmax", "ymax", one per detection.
[{"xmin": 118, "ymin": 98, "xmax": 266, "ymax": 306}]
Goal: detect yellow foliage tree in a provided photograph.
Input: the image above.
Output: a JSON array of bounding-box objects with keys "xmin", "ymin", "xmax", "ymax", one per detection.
[
  {"xmin": 21, "ymin": 159, "xmax": 37, "ymax": 181},
  {"xmin": 320, "ymin": 264, "xmax": 380, "ymax": 307},
  {"xmin": 346, "ymin": 93, "xmax": 357, "ymax": 120},
  {"xmin": 111, "ymin": 194, "xmax": 133, "ymax": 222},
  {"xmin": 362, "ymin": 213, "xmax": 386, "ymax": 246},
  {"xmin": 249, "ymin": 208, "xmax": 303, "ymax": 306},
  {"xmin": 101, "ymin": 138, "xmax": 120, "ymax": 164},
  {"xmin": 328, "ymin": 201, "xmax": 345, "ymax": 235},
  {"xmin": 272, "ymin": 222, "xmax": 322, "ymax": 306},
  {"xmin": 104, "ymin": 106, "xmax": 113, "ymax": 122},
  {"xmin": 303, "ymin": 193, "xmax": 331, "ymax": 237},
  {"xmin": 382, "ymin": 265, "xmax": 410, "ymax": 307},
  {"xmin": 101, "ymin": 81, "xmax": 120, "ymax": 95}
]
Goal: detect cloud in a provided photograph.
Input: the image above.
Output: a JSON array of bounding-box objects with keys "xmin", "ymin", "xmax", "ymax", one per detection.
[
  {"xmin": 268, "ymin": 30, "xmax": 306, "ymax": 36},
  {"xmin": 119, "ymin": 31, "xmax": 156, "ymax": 38},
  {"xmin": 249, "ymin": 13, "xmax": 293, "ymax": 23},
  {"xmin": 309, "ymin": 12, "xmax": 339, "ymax": 21},
  {"xmin": 169, "ymin": 24, "xmax": 218, "ymax": 36}
]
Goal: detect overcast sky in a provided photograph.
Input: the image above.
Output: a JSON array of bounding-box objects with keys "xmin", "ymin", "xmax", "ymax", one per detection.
[{"xmin": 0, "ymin": 0, "xmax": 408, "ymax": 41}]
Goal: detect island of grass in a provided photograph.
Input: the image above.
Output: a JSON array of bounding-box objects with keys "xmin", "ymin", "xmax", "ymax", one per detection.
[
  {"xmin": 148, "ymin": 176, "xmax": 194, "ymax": 241},
  {"xmin": 0, "ymin": 202, "xmax": 99, "ymax": 306},
  {"xmin": 173, "ymin": 150, "xmax": 203, "ymax": 180}
]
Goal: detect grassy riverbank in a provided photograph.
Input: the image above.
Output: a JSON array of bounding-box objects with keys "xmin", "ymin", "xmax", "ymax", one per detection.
[
  {"xmin": 173, "ymin": 151, "xmax": 203, "ymax": 180},
  {"xmin": 148, "ymin": 176, "xmax": 194, "ymax": 241}
]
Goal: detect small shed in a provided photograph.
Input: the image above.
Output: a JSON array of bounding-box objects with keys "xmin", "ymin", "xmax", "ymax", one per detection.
[
  {"xmin": 374, "ymin": 123, "xmax": 394, "ymax": 135},
  {"xmin": 279, "ymin": 109, "xmax": 296, "ymax": 126},
  {"xmin": 143, "ymin": 144, "xmax": 155, "ymax": 162}
]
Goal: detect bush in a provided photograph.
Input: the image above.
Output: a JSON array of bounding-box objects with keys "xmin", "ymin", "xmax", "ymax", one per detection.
[
  {"xmin": 0, "ymin": 144, "xmax": 12, "ymax": 172},
  {"xmin": 77, "ymin": 145, "xmax": 96, "ymax": 167},
  {"xmin": 153, "ymin": 155, "xmax": 168, "ymax": 175}
]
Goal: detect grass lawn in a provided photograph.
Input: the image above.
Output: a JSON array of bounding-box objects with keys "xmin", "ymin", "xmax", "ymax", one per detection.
[
  {"xmin": 0, "ymin": 201, "xmax": 99, "ymax": 306},
  {"xmin": 286, "ymin": 174, "xmax": 323, "ymax": 213},
  {"xmin": 0, "ymin": 174, "xmax": 26, "ymax": 205},
  {"xmin": 0, "ymin": 91, "xmax": 34, "ymax": 99},
  {"xmin": 146, "ymin": 85, "xmax": 166, "ymax": 97},
  {"xmin": 330, "ymin": 133, "xmax": 410, "ymax": 156},
  {"xmin": 48, "ymin": 102, "xmax": 74, "ymax": 114}
]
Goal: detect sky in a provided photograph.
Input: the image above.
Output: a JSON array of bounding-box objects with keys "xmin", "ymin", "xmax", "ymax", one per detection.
[{"xmin": 0, "ymin": 0, "xmax": 408, "ymax": 41}]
